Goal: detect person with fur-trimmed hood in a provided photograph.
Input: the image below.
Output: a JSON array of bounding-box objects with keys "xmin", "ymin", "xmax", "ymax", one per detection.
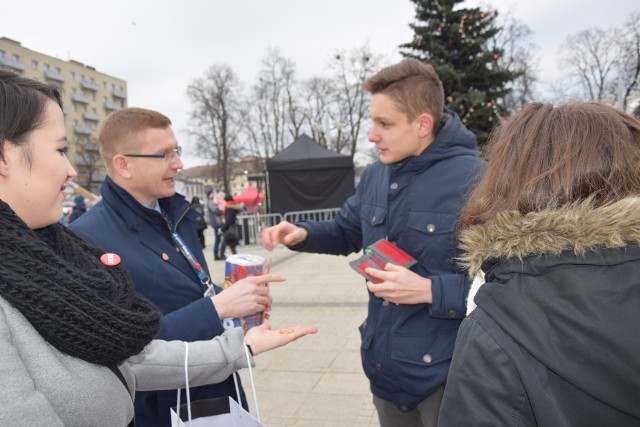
[{"xmin": 438, "ymin": 102, "xmax": 640, "ymax": 426}]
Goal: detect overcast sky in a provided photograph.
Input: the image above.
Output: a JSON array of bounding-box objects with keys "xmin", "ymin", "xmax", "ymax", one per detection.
[{"xmin": 3, "ymin": 0, "xmax": 638, "ymax": 167}]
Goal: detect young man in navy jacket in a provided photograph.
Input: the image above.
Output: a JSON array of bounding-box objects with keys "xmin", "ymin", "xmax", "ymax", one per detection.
[
  {"xmin": 71, "ymin": 108, "xmax": 277, "ymax": 427},
  {"xmin": 262, "ymin": 59, "xmax": 483, "ymax": 427}
]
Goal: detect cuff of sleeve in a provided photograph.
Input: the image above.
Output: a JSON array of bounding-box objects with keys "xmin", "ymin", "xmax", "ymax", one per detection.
[
  {"xmin": 203, "ymin": 297, "xmax": 225, "ymax": 336},
  {"xmin": 428, "ymin": 275, "xmax": 467, "ymax": 319},
  {"xmin": 287, "ymin": 222, "xmax": 312, "ymax": 251},
  {"xmin": 224, "ymin": 327, "xmax": 254, "ymax": 369}
]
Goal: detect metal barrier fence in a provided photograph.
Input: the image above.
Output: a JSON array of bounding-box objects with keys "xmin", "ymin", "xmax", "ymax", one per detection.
[
  {"xmin": 283, "ymin": 208, "xmax": 341, "ymax": 224},
  {"xmin": 237, "ymin": 213, "xmax": 283, "ymax": 246},
  {"xmin": 237, "ymin": 208, "xmax": 341, "ymax": 246}
]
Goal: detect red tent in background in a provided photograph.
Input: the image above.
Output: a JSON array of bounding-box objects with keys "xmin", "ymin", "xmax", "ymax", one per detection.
[{"xmin": 233, "ymin": 185, "xmax": 264, "ymax": 213}]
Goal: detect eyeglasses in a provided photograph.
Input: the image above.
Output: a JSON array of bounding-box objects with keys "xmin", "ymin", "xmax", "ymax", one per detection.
[{"xmin": 124, "ymin": 146, "xmax": 182, "ymax": 162}]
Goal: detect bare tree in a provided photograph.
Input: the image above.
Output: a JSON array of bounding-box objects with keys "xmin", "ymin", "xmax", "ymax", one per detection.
[
  {"xmin": 190, "ymin": 45, "xmax": 388, "ymax": 168},
  {"xmin": 245, "ymin": 48, "xmax": 302, "ymax": 158},
  {"xmin": 328, "ymin": 44, "xmax": 382, "ymax": 157},
  {"xmin": 186, "ymin": 64, "xmax": 243, "ymax": 193},
  {"xmin": 560, "ymin": 12, "xmax": 640, "ymax": 109},
  {"xmin": 300, "ymin": 76, "xmax": 335, "ymax": 148},
  {"xmin": 561, "ymin": 27, "xmax": 625, "ymax": 103},
  {"xmin": 617, "ymin": 11, "xmax": 640, "ymax": 111},
  {"xmin": 74, "ymin": 137, "xmax": 102, "ymax": 193},
  {"xmin": 489, "ymin": 8, "xmax": 539, "ymax": 112}
]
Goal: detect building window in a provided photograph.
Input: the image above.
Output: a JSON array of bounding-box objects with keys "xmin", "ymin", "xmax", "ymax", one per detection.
[
  {"xmin": 70, "ymin": 71, "xmax": 75, "ymax": 80},
  {"xmin": 31, "ymin": 60, "xmax": 38, "ymax": 70},
  {"xmin": 43, "ymin": 63, "xmax": 49, "ymax": 71},
  {"xmin": 0, "ymin": 50, "xmax": 4, "ymax": 58}
]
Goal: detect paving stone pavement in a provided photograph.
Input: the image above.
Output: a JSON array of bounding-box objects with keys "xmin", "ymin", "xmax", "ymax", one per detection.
[{"xmin": 203, "ymin": 229, "xmax": 380, "ymax": 426}]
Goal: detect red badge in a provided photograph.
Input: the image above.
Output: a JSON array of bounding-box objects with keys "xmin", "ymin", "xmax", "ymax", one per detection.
[{"xmin": 100, "ymin": 253, "xmax": 121, "ymax": 266}]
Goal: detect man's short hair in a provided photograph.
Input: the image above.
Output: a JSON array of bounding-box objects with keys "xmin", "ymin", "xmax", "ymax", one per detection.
[
  {"xmin": 363, "ymin": 58, "xmax": 444, "ymax": 125},
  {"xmin": 99, "ymin": 107, "xmax": 171, "ymax": 171}
]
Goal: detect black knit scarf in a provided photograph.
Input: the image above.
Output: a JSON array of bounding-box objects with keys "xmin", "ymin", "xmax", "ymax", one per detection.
[{"xmin": 0, "ymin": 199, "xmax": 160, "ymax": 366}]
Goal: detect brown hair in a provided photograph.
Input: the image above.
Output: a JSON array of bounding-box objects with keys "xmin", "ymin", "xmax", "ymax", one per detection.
[
  {"xmin": 458, "ymin": 102, "xmax": 640, "ymax": 229},
  {"xmin": 363, "ymin": 58, "xmax": 444, "ymax": 125},
  {"xmin": 99, "ymin": 107, "xmax": 171, "ymax": 170}
]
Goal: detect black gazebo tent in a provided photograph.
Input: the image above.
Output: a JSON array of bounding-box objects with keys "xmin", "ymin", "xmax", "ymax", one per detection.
[{"xmin": 265, "ymin": 134, "xmax": 355, "ymax": 215}]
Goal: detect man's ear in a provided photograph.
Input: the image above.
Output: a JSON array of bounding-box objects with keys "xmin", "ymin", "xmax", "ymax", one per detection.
[
  {"xmin": 417, "ymin": 113, "xmax": 435, "ymax": 138},
  {"xmin": 111, "ymin": 154, "xmax": 133, "ymax": 180}
]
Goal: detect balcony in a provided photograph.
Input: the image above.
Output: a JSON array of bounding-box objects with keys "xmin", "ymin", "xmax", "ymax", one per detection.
[
  {"xmin": 83, "ymin": 111, "xmax": 101, "ymax": 121},
  {"xmin": 73, "ymin": 125, "xmax": 93, "ymax": 135},
  {"xmin": 81, "ymin": 80, "xmax": 99, "ymax": 91},
  {"xmin": 44, "ymin": 69, "xmax": 65, "ymax": 82},
  {"xmin": 104, "ymin": 100, "xmax": 120, "ymax": 111},
  {"xmin": 112, "ymin": 87, "xmax": 127, "ymax": 99},
  {"xmin": 0, "ymin": 56, "xmax": 25, "ymax": 71},
  {"xmin": 71, "ymin": 93, "xmax": 90, "ymax": 104}
]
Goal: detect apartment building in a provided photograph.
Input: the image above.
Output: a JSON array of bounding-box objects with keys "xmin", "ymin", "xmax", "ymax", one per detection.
[{"xmin": 0, "ymin": 37, "xmax": 127, "ymax": 193}]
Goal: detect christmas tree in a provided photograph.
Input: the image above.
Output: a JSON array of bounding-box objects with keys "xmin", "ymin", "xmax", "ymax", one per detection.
[{"xmin": 401, "ymin": 0, "xmax": 515, "ymax": 144}]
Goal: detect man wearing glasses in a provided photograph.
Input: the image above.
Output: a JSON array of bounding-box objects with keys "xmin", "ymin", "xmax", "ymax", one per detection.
[{"xmin": 70, "ymin": 107, "xmax": 274, "ymax": 427}]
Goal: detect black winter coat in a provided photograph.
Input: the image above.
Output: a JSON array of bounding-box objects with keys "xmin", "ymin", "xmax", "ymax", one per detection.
[{"xmin": 439, "ymin": 198, "xmax": 640, "ymax": 426}]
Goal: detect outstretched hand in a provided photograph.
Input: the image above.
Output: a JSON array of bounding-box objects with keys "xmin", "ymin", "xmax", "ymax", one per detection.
[
  {"xmin": 365, "ymin": 263, "xmax": 432, "ymax": 305},
  {"xmin": 261, "ymin": 221, "xmax": 308, "ymax": 251},
  {"xmin": 244, "ymin": 323, "xmax": 318, "ymax": 355}
]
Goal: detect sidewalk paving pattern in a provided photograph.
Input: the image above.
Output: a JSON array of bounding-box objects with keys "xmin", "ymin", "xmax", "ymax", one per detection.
[{"xmin": 202, "ymin": 229, "xmax": 380, "ymax": 426}]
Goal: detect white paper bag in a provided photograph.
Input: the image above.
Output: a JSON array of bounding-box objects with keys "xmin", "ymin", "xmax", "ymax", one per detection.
[
  {"xmin": 170, "ymin": 341, "xmax": 263, "ymax": 427},
  {"xmin": 171, "ymin": 396, "xmax": 263, "ymax": 427}
]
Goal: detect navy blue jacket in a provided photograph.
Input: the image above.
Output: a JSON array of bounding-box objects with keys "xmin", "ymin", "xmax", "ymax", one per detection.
[
  {"xmin": 70, "ymin": 177, "xmax": 245, "ymax": 427},
  {"xmin": 293, "ymin": 108, "xmax": 482, "ymax": 409}
]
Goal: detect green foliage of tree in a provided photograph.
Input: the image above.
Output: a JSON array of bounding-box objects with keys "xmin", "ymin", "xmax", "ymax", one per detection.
[{"xmin": 401, "ymin": 0, "xmax": 516, "ymax": 143}]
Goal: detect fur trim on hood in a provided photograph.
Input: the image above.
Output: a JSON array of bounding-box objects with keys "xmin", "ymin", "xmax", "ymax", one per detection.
[{"xmin": 458, "ymin": 197, "xmax": 640, "ymax": 277}]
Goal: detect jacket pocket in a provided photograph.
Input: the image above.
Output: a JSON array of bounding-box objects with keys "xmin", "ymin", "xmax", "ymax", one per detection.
[
  {"xmin": 407, "ymin": 210, "xmax": 454, "ymax": 236},
  {"xmin": 359, "ymin": 318, "xmax": 374, "ymax": 350},
  {"xmin": 360, "ymin": 204, "xmax": 387, "ymax": 244},
  {"xmin": 407, "ymin": 211, "xmax": 457, "ymax": 274},
  {"xmin": 389, "ymin": 329, "xmax": 457, "ymax": 385}
]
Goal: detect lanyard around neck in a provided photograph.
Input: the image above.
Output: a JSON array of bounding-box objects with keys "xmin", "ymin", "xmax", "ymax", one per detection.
[{"xmin": 161, "ymin": 210, "xmax": 215, "ymax": 296}]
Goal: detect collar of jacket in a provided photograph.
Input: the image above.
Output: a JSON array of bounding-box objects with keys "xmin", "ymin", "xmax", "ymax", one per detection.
[
  {"xmin": 458, "ymin": 197, "xmax": 640, "ymax": 277},
  {"xmin": 100, "ymin": 175, "xmax": 190, "ymax": 230},
  {"xmin": 390, "ymin": 107, "xmax": 478, "ymax": 174}
]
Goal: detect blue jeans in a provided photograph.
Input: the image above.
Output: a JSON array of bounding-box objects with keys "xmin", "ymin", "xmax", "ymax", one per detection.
[{"xmin": 213, "ymin": 226, "xmax": 222, "ymax": 258}]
